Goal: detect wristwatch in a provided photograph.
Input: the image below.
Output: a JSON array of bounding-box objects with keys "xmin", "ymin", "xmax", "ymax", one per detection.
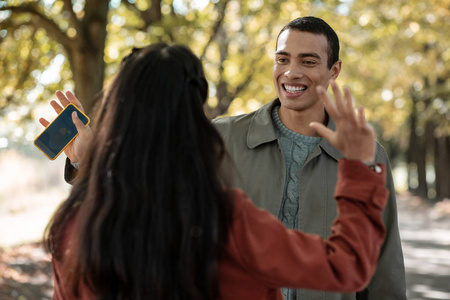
[{"xmin": 362, "ymin": 161, "xmax": 382, "ymax": 173}]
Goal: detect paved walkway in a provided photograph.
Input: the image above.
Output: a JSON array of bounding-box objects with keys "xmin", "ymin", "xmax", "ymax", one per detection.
[
  {"xmin": 1, "ymin": 190, "xmax": 449, "ymax": 299},
  {"xmin": 397, "ymin": 193, "xmax": 450, "ymax": 300}
]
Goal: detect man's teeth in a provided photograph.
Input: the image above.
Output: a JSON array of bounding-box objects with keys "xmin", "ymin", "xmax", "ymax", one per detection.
[{"xmin": 284, "ymin": 85, "xmax": 306, "ymax": 93}]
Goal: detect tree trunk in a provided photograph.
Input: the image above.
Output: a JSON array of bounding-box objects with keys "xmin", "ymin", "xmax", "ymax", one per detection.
[
  {"xmin": 67, "ymin": 0, "xmax": 109, "ymax": 115},
  {"xmin": 406, "ymin": 110, "xmax": 416, "ymax": 191},
  {"xmin": 415, "ymin": 134, "xmax": 428, "ymax": 198},
  {"xmin": 407, "ymin": 93, "xmax": 428, "ymax": 198},
  {"xmin": 434, "ymin": 135, "xmax": 450, "ymax": 200},
  {"xmin": 69, "ymin": 48, "xmax": 105, "ymax": 115},
  {"xmin": 205, "ymin": 27, "xmax": 230, "ymax": 119}
]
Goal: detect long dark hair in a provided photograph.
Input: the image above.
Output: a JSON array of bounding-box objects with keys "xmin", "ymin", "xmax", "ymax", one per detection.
[{"xmin": 44, "ymin": 43, "xmax": 233, "ymax": 300}]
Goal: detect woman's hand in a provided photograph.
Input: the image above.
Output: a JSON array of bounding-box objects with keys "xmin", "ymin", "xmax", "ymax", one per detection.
[{"xmin": 39, "ymin": 91, "xmax": 92, "ymax": 163}]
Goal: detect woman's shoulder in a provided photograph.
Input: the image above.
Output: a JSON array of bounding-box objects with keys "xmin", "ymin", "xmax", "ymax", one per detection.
[{"xmin": 229, "ymin": 188, "xmax": 250, "ymax": 218}]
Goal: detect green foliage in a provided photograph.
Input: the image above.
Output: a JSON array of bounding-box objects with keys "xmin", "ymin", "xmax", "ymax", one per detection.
[
  {"xmin": 0, "ymin": 0, "xmax": 449, "ymax": 167},
  {"xmin": 340, "ymin": 0, "xmax": 450, "ymax": 152}
]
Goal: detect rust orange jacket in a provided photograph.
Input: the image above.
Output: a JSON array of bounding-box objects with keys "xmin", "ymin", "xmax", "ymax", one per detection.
[{"xmin": 52, "ymin": 160, "xmax": 388, "ymax": 299}]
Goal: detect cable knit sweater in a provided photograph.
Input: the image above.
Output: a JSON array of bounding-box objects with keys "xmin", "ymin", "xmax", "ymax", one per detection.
[{"xmin": 272, "ymin": 107, "xmax": 321, "ymax": 230}]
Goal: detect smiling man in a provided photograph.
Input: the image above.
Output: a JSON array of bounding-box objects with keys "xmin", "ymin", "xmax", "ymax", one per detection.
[
  {"xmin": 273, "ymin": 27, "xmax": 340, "ymax": 136},
  {"xmin": 214, "ymin": 16, "xmax": 406, "ymax": 300}
]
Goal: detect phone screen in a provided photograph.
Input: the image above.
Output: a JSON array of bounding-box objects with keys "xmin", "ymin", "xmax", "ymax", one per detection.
[{"xmin": 34, "ymin": 104, "xmax": 90, "ymax": 160}]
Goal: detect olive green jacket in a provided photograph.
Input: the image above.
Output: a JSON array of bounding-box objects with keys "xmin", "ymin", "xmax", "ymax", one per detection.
[{"xmin": 213, "ymin": 99, "xmax": 406, "ymax": 300}]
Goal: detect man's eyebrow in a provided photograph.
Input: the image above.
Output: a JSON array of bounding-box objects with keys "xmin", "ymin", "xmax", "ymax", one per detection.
[
  {"xmin": 299, "ymin": 53, "xmax": 322, "ymax": 59},
  {"xmin": 275, "ymin": 51, "xmax": 322, "ymax": 60},
  {"xmin": 275, "ymin": 50, "xmax": 290, "ymax": 56}
]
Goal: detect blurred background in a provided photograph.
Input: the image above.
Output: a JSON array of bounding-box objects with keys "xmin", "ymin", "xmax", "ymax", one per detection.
[{"xmin": 0, "ymin": 0, "xmax": 449, "ymax": 299}]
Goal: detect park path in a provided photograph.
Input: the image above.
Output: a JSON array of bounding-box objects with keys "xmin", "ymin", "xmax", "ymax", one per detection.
[
  {"xmin": 397, "ymin": 193, "xmax": 450, "ymax": 300},
  {"xmin": 0, "ymin": 191, "xmax": 449, "ymax": 299}
]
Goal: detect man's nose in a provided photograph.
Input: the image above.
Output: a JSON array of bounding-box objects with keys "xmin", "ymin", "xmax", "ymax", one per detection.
[{"xmin": 284, "ymin": 63, "xmax": 303, "ymax": 80}]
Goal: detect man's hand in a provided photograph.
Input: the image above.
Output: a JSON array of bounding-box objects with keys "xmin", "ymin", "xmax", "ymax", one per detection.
[
  {"xmin": 39, "ymin": 91, "xmax": 92, "ymax": 163},
  {"xmin": 310, "ymin": 80, "xmax": 376, "ymax": 163}
]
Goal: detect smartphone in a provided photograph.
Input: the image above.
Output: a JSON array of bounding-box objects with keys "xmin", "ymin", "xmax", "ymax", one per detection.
[{"xmin": 34, "ymin": 103, "xmax": 90, "ymax": 160}]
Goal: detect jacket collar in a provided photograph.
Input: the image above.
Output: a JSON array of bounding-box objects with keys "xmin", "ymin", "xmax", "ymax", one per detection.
[
  {"xmin": 247, "ymin": 100, "xmax": 279, "ymax": 148},
  {"xmin": 247, "ymin": 99, "xmax": 344, "ymax": 162}
]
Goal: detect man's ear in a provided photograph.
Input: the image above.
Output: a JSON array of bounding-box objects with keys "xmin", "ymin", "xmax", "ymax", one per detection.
[{"xmin": 330, "ymin": 60, "xmax": 342, "ymax": 79}]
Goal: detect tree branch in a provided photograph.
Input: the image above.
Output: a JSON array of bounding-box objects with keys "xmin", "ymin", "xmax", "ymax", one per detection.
[
  {"xmin": 121, "ymin": 0, "xmax": 161, "ymax": 30},
  {"xmin": 147, "ymin": 0, "xmax": 162, "ymax": 25},
  {"xmin": 62, "ymin": 0, "xmax": 81, "ymax": 32},
  {"xmin": 11, "ymin": 29, "xmax": 40, "ymax": 106},
  {"xmin": 200, "ymin": 0, "xmax": 230, "ymax": 60},
  {"xmin": 0, "ymin": 18, "xmax": 34, "ymax": 33},
  {"xmin": 0, "ymin": 5, "xmax": 74, "ymax": 50},
  {"xmin": 233, "ymin": 45, "xmax": 269, "ymax": 97},
  {"xmin": 121, "ymin": 0, "xmax": 137, "ymax": 11},
  {"xmin": 0, "ymin": 27, "xmax": 41, "ymax": 107}
]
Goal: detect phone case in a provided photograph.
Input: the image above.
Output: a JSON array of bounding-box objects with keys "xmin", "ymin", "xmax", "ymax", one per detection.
[{"xmin": 34, "ymin": 103, "xmax": 90, "ymax": 160}]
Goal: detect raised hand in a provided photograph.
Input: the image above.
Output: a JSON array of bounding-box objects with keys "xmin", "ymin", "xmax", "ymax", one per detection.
[
  {"xmin": 39, "ymin": 91, "xmax": 92, "ymax": 163},
  {"xmin": 310, "ymin": 80, "xmax": 376, "ymax": 163}
]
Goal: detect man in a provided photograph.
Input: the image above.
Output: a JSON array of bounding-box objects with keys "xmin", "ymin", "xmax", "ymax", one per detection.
[{"xmin": 213, "ymin": 16, "xmax": 406, "ymax": 300}]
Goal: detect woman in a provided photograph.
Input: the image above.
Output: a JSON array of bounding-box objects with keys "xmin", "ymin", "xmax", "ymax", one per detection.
[{"xmin": 42, "ymin": 43, "xmax": 388, "ymax": 299}]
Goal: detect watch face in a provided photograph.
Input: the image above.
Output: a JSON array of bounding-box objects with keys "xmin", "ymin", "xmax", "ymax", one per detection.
[
  {"xmin": 362, "ymin": 161, "xmax": 382, "ymax": 173},
  {"xmin": 367, "ymin": 163, "xmax": 382, "ymax": 173},
  {"xmin": 372, "ymin": 165, "xmax": 382, "ymax": 173}
]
